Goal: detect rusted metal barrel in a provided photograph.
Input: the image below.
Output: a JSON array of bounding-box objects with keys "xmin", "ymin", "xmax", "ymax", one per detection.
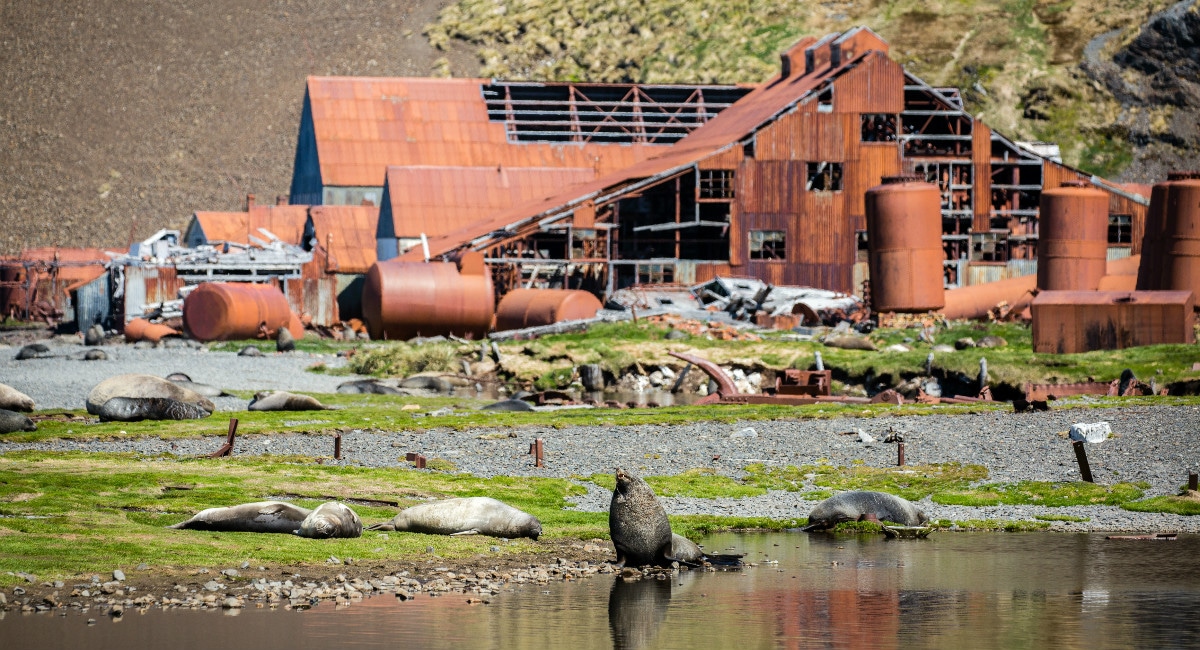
[
  {"xmin": 494, "ymin": 288, "xmax": 603, "ymax": 331},
  {"xmin": 1165, "ymin": 176, "xmax": 1200, "ymax": 304},
  {"xmin": 361, "ymin": 252, "xmax": 494, "ymax": 340},
  {"xmin": 864, "ymin": 175, "xmax": 945, "ymax": 312},
  {"xmin": 1037, "ymin": 181, "xmax": 1109, "ymax": 291},
  {"xmin": 124, "ymin": 317, "xmax": 180, "ymax": 343},
  {"xmin": 182, "ymin": 282, "xmax": 299, "ymax": 342},
  {"xmin": 1138, "ymin": 172, "xmax": 1200, "ymax": 290}
]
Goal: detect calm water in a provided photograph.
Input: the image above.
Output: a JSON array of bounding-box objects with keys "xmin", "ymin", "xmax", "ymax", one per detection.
[{"xmin": 5, "ymin": 532, "xmax": 1200, "ymax": 649}]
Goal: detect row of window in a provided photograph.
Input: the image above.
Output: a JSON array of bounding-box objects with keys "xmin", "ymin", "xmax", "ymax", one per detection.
[{"xmin": 699, "ymin": 162, "xmax": 845, "ymax": 199}]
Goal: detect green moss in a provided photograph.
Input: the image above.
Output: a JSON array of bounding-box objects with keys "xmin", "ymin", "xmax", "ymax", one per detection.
[
  {"xmin": 743, "ymin": 462, "xmax": 989, "ymax": 501},
  {"xmin": 940, "ymin": 519, "xmax": 1052, "ymax": 531},
  {"xmin": 1034, "ymin": 514, "xmax": 1090, "ymax": 522},
  {"xmin": 1121, "ymin": 495, "xmax": 1200, "ymax": 516},
  {"xmin": 933, "ymin": 481, "xmax": 1144, "ymax": 507},
  {"xmin": 584, "ymin": 468, "xmax": 767, "ymax": 499}
]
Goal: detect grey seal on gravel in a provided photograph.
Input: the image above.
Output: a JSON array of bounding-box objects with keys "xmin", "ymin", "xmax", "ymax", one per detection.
[
  {"xmin": 0, "ymin": 383, "xmax": 35, "ymax": 412},
  {"xmin": 238, "ymin": 346, "xmax": 264, "ymax": 357},
  {"xmin": 0, "ymin": 409, "xmax": 36, "ymax": 433},
  {"xmin": 14, "ymin": 343, "xmax": 53, "ymax": 360},
  {"xmin": 336, "ymin": 379, "xmax": 403, "ymax": 395},
  {"xmin": 97, "ymin": 397, "xmax": 213, "ymax": 422},
  {"xmin": 802, "ymin": 491, "xmax": 928, "ymax": 531},
  {"xmin": 367, "ymin": 497, "xmax": 542, "ymax": 540},
  {"xmin": 248, "ymin": 391, "xmax": 329, "ymax": 411},
  {"xmin": 609, "ymin": 468, "xmax": 677, "ymax": 567},
  {"xmin": 296, "ymin": 501, "xmax": 362, "ymax": 539},
  {"xmin": 168, "ymin": 501, "xmax": 314, "ymax": 534},
  {"xmin": 164, "ymin": 373, "xmax": 230, "ymax": 397},
  {"xmin": 86, "ymin": 374, "xmax": 215, "ymax": 415}
]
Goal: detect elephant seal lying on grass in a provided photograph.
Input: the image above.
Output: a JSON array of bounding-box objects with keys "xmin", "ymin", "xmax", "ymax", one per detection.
[
  {"xmin": 367, "ymin": 497, "xmax": 542, "ymax": 540},
  {"xmin": 248, "ymin": 391, "xmax": 329, "ymax": 411},
  {"xmin": 0, "ymin": 383, "xmax": 35, "ymax": 412},
  {"xmin": 169, "ymin": 500, "xmax": 362, "ymax": 538},
  {"xmin": 86, "ymin": 374, "xmax": 215, "ymax": 415},
  {"xmin": 0, "ymin": 409, "xmax": 36, "ymax": 434},
  {"xmin": 802, "ymin": 491, "xmax": 928, "ymax": 531},
  {"xmin": 98, "ymin": 397, "xmax": 212, "ymax": 422}
]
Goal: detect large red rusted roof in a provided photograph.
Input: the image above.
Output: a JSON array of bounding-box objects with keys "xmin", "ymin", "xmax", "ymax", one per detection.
[
  {"xmin": 191, "ymin": 205, "xmax": 309, "ymax": 246},
  {"xmin": 382, "ymin": 165, "xmax": 596, "ymax": 240},
  {"xmin": 409, "ymin": 30, "xmax": 890, "ymax": 259},
  {"xmin": 306, "ymin": 77, "xmax": 660, "ymax": 187},
  {"xmin": 306, "ymin": 205, "xmax": 379, "ymax": 274}
]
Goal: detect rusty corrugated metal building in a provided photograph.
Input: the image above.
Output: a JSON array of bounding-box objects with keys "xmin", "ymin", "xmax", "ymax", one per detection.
[{"xmin": 370, "ymin": 28, "xmax": 1148, "ymax": 297}]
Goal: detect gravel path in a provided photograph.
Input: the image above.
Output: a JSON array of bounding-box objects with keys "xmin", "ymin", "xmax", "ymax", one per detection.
[{"xmin": 3, "ymin": 341, "xmax": 1199, "ymax": 533}]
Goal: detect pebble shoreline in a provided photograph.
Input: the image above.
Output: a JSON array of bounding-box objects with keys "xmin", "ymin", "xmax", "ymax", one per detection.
[{"xmin": 2, "ymin": 341, "xmax": 1199, "ymax": 614}]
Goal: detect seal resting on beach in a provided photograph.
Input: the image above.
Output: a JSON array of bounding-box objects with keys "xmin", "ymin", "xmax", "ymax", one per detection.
[
  {"xmin": 248, "ymin": 391, "xmax": 329, "ymax": 411},
  {"xmin": 168, "ymin": 501, "xmax": 314, "ymax": 534},
  {"xmin": 336, "ymin": 379, "xmax": 403, "ymax": 395},
  {"xmin": 367, "ymin": 497, "xmax": 542, "ymax": 540},
  {"xmin": 802, "ymin": 490, "xmax": 928, "ymax": 531},
  {"xmin": 296, "ymin": 501, "xmax": 362, "ymax": 539},
  {"xmin": 0, "ymin": 383, "xmax": 35, "ymax": 412},
  {"xmin": 14, "ymin": 343, "xmax": 53, "ymax": 360},
  {"xmin": 97, "ymin": 396, "xmax": 212, "ymax": 422},
  {"xmin": 669, "ymin": 533, "xmax": 744, "ymax": 566},
  {"xmin": 164, "ymin": 373, "xmax": 230, "ymax": 397},
  {"xmin": 609, "ymin": 468, "xmax": 677, "ymax": 567},
  {"xmin": 0, "ymin": 409, "xmax": 36, "ymax": 434},
  {"xmin": 86, "ymin": 374, "xmax": 215, "ymax": 416},
  {"xmin": 481, "ymin": 398, "xmax": 534, "ymax": 412}
]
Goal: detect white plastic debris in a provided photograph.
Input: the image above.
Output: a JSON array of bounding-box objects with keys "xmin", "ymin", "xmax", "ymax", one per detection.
[
  {"xmin": 1069, "ymin": 422, "xmax": 1111, "ymax": 444},
  {"xmin": 730, "ymin": 427, "xmax": 758, "ymax": 439},
  {"xmin": 857, "ymin": 429, "xmax": 875, "ymax": 444}
]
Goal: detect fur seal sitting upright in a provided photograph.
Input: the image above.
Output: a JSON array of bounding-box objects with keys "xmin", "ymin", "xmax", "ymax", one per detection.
[
  {"xmin": 98, "ymin": 397, "xmax": 213, "ymax": 422},
  {"xmin": 248, "ymin": 391, "xmax": 329, "ymax": 411},
  {"xmin": 86, "ymin": 374, "xmax": 215, "ymax": 416},
  {"xmin": 0, "ymin": 383, "xmax": 35, "ymax": 412},
  {"xmin": 0, "ymin": 409, "xmax": 36, "ymax": 434},
  {"xmin": 609, "ymin": 468, "xmax": 676, "ymax": 567},
  {"xmin": 803, "ymin": 491, "xmax": 928, "ymax": 531},
  {"xmin": 297, "ymin": 502, "xmax": 362, "ymax": 539},
  {"xmin": 367, "ymin": 497, "xmax": 542, "ymax": 540},
  {"xmin": 168, "ymin": 501, "xmax": 314, "ymax": 533}
]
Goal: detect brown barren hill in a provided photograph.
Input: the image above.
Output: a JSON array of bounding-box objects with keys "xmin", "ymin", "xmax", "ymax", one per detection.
[{"xmin": 0, "ymin": 0, "xmax": 474, "ymax": 255}]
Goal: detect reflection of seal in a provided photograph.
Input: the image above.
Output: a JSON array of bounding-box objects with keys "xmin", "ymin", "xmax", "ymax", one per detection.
[
  {"xmin": 367, "ymin": 497, "xmax": 541, "ymax": 539},
  {"xmin": 86, "ymin": 374, "xmax": 215, "ymax": 415},
  {"xmin": 609, "ymin": 573, "xmax": 672, "ymax": 650},
  {"xmin": 609, "ymin": 468, "xmax": 674, "ymax": 567},
  {"xmin": 168, "ymin": 501, "xmax": 313, "ymax": 533},
  {"xmin": 0, "ymin": 409, "xmax": 36, "ymax": 434},
  {"xmin": 803, "ymin": 490, "xmax": 928, "ymax": 531},
  {"xmin": 481, "ymin": 399, "xmax": 534, "ymax": 412},
  {"xmin": 98, "ymin": 397, "xmax": 213, "ymax": 422},
  {"xmin": 0, "ymin": 383, "xmax": 35, "ymax": 412},
  {"xmin": 297, "ymin": 502, "xmax": 362, "ymax": 539},
  {"xmin": 248, "ymin": 391, "xmax": 329, "ymax": 411}
]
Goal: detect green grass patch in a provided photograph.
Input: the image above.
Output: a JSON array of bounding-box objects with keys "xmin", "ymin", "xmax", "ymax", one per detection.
[
  {"xmin": 936, "ymin": 519, "xmax": 1052, "ymax": 532},
  {"xmin": 743, "ymin": 462, "xmax": 988, "ymax": 501},
  {"xmin": 933, "ymin": 481, "xmax": 1144, "ymax": 507},
  {"xmin": 207, "ymin": 338, "xmax": 363, "ymax": 355},
  {"xmin": 584, "ymin": 468, "xmax": 767, "ymax": 499},
  {"xmin": 1121, "ymin": 495, "xmax": 1200, "ymax": 516},
  {"xmin": 348, "ymin": 342, "xmax": 464, "ymax": 377},
  {"xmin": 1034, "ymin": 514, "xmax": 1091, "ymax": 522}
]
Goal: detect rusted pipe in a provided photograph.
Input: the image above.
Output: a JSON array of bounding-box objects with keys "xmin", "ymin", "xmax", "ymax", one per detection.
[
  {"xmin": 529, "ymin": 438, "xmax": 545, "ymax": 468},
  {"xmin": 1072, "ymin": 441, "xmax": 1094, "ymax": 482},
  {"xmin": 668, "ymin": 351, "xmax": 738, "ymax": 397},
  {"xmin": 1189, "ymin": 472, "xmax": 1198, "ymax": 492},
  {"xmin": 334, "ymin": 433, "xmax": 342, "ymax": 460},
  {"xmin": 897, "ymin": 442, "xmax": 905, "ymax": 467}
]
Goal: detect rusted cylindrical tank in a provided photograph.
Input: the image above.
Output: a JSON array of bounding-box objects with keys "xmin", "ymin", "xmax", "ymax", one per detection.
[
  {"xmin": 1037, "ymin": 181, "xmax": 1108, "ymax": 291},
  {"xmin": 943, "ymin": 256, "xmax": 1146, "ymax": 320},
  {"xmin": 1137, "ymin": 172, "xmax": 1200, "ymax": 290},
  {"xmin": 864, "ymin": 175, "xmax": 945, "ymax": 312},
  {"xmin": 495, "ymin": 289, "xmax": 603, "ymax": 332},
  {"xmin": 361, "ymin": 252, "xmax": 494, "ymax": 340},
  {"xmin": 124, "ymin": 317, "xmax": 180, "ymax": 343},
  {"xmin": 1165, "ymin": 176, "xmax": 1200, "ymax": 303},
  {"xmin": 182, "ymin": 282, "xmax": 299, "ymax": 342}
]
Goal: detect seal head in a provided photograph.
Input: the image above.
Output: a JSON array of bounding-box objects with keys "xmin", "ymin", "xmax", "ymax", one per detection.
[{"xmin": 297, "ymin": 502, "xmax": 362, "ymax": 539}]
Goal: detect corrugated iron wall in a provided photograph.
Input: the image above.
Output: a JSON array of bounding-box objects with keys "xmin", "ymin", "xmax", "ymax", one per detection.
[
  {"xmin": 971, "ymin": 123, "xmax": 992, "ymax": 232},
  {"xmin": 73, "ymin": 272, "xmax": 110, "ymax": 331},
  {"xmin": 123, "ymin": 266, "xmax": 185, "ymax": 323},
  {"xmin": 831, "ymin": 55, "xmax": 904, "ymax": 115}
]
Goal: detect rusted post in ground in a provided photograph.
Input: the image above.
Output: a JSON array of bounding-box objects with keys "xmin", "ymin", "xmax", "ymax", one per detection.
[
  {"xmin": 333, "ymin": 433, "xmax": 342, "ymax": 460},
  {"xmin": 207, "ymin": 418, "xmax": 238, "ymax": 458},
  {"xmin": 1072, "ymin": 441, "xmax": 1093, "ymax": 482},
  {"xmin": 897, "ymin": 442, "xmax": 905, "ymax": 467},
  {"xmin": 529, "ymin": 438, "xmax": 544, "ymax": 468},
  {"xmin": 405, "ymin": 452, "xmax": 426, "ymax": 469},
  {"xmin": 1189, "ymin": 472, "xmax": 1198, "ymax": 492}
]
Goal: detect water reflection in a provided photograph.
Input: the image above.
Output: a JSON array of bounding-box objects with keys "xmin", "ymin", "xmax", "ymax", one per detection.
[{"xmin": 608, "ymin": 575, "xmax": 672, "ymax": 650}]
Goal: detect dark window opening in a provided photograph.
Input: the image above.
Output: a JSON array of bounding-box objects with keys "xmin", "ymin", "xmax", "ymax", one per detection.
[
  {"xmin": 806, "ymin": 162, "xmax": 843, "ymax": 192},
  {"xmin": 698, "ymin": 170, "xmax": 735, "ymax": 199},
  {"xmin": 861, "ymin": 114, "xmax": 897, "ymax": 142},
  {"xmin": 749, "ymin": 230, "xmax": 786, "ymax": 260},
  {"xmin": 743, "ymin": 140, "xmax": 755, "ymax": 159},
  {"xmin": 817, "ymin": 87, "xmax": 833, "ymax": 113},
  {"xmin": 1109, "ymin": 214, "xmax": 1132, "ymax": 245}
]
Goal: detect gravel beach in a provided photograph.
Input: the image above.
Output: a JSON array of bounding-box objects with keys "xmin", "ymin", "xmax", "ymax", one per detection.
[{"xmin": 3, "ymin": 339, "xmax": 1199, "ymax": 533}]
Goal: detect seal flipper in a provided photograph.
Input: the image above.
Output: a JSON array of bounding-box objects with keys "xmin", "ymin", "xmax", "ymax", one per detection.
[{"xmin": 366, "ymin": 521, "xmax": 397, "ymax": 531}]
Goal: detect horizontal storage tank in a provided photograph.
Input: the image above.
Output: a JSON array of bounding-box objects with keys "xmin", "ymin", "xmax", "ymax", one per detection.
[
  {"xmin": 1137, "ymin": 172, "xmax": 1200, "ymax": 290},
  {"xmin": 943, "ymin": 256, "xmax": 1143, "ymax": 320},
  {"xmin": 362, "ymin": 252, "xmax": 494, "ymax": 341},
  {"xmin": 1166, "ymin": 175, "xmax": 1200, "ymax": 304},
  {"xmin": 495, "ymin": 289, "xmax": 603, "ymax": 332},
  {"xmin": 123, "ymin": 317, "xmax": 179, "ymax": 343},
  {"xmin": 1032, "ymin": 290, "xmax": 1195, "ymax": 353},
  {"xmin": 182, "ymin": 282, "xmax": 302, "ymax": 342},
  {"xmin": 864, "ymin": 175, "xmax": 945, "ymax": 312},
  {"xmin": 1037, "ymin": 181, "xmax": 1108, "ymax": 291}
]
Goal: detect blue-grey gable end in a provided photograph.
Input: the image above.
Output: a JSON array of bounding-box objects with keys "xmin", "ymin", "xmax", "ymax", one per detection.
[
  {"xmin": 375, "ymin": 181, "xmax": 398, "ymax": 261},
  {"xmin": 289, "ymin": 88, "xmax": 322, "ymax": 206}
]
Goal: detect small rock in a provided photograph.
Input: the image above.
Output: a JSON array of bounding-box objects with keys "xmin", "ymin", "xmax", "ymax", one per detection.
[
  {"xmin": 136, "ymin": 563, "xmax": 149, "ymax": 571},
  {"xmin": 222, "ymin": 569, "xmax": 239, "ymax": 578},
  {"xmin": 857, "ymin": 429, "xmax": 875, "ymax": 444},
  {"xmin": 112, "ymin": 569, "xmax": 125, "ymax": 582},
  {"xmin": 110, "ymin": 605, "xmax": 124, "ymax": 617},
  {"xmin": 238, "ymin": 346, "xmax": 264, "ymax": 357},
  {"xmin": 204, "ymin": 581, "xmax": 220, "ymax": 591},
  {"xmin": 222, "ymin": 597, "xmax": 242, "ymax": 609},
  {"xmin": 730, "ymin": 427, "xmax": 757, "ymax": 439},
  {"xmin": 241, "ymin": 561, "xmax": 250, "ymax": 569}
]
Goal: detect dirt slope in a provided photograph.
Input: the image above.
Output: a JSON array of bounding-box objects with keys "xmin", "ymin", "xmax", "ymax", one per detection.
[{"xmin": 0, "ymin": 0, "xmax": 471, "ymax": 255}]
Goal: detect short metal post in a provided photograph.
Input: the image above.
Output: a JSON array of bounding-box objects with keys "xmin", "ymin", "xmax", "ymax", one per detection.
[
  {"xmin": 1189, "ymin": 472, "xmax": 1198, "ymax": 492},
  {"xmin": 1072, "ymin": 441, "xmax": 1094, "ymax": 482},
  {"xmin": 529, "ymin": 438, "xmax": 544, "ymax": 468},
  {"xmin": 333, "ymin": 433, "xmax": 342, "ymax": 460},
  {"xmin": 405, "ymin": 452, "xmax": 427, "ymax": 469},
  {"xmin": 897, "ymin": 442, "xmax": 905, "ymax": 467},
  {"xmin": 416, "ymin": 454, "xmax": 426, "ymax": 469},
  {"xmin": 208, "ymin": 418, "xmax": 238, "ymax": 458}
]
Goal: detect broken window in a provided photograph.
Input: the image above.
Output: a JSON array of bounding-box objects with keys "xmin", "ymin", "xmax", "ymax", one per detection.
[
  {"xmin": 806, "ymin": 162, "xmax": 843, "ymax": 192},
  {"xmin": 749, "ymin": 230, "xmax": 786, "ymax": 260},
  {"xmin": 698, "ymin": 170, "xmax": 735, "ymax": 199},
  {"xmin": 817, "ymin": 87, "xmax": 833, "ymax": 113},
  {"xmin": 861, "ymin": 114, "xmax": 897, "ymax": 142},
  {"xmin": 1109, "ymin": 213, "xmax": 1132, "ymax": 245},
  {"xmin": 743, "ymin": 139, "xmax": 755, "ymax": 159}
]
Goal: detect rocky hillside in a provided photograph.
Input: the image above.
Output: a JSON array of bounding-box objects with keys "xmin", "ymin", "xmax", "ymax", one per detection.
[{"xmin": 2, "ymin": 0, "xmax": 1195, "ymax": 255}]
